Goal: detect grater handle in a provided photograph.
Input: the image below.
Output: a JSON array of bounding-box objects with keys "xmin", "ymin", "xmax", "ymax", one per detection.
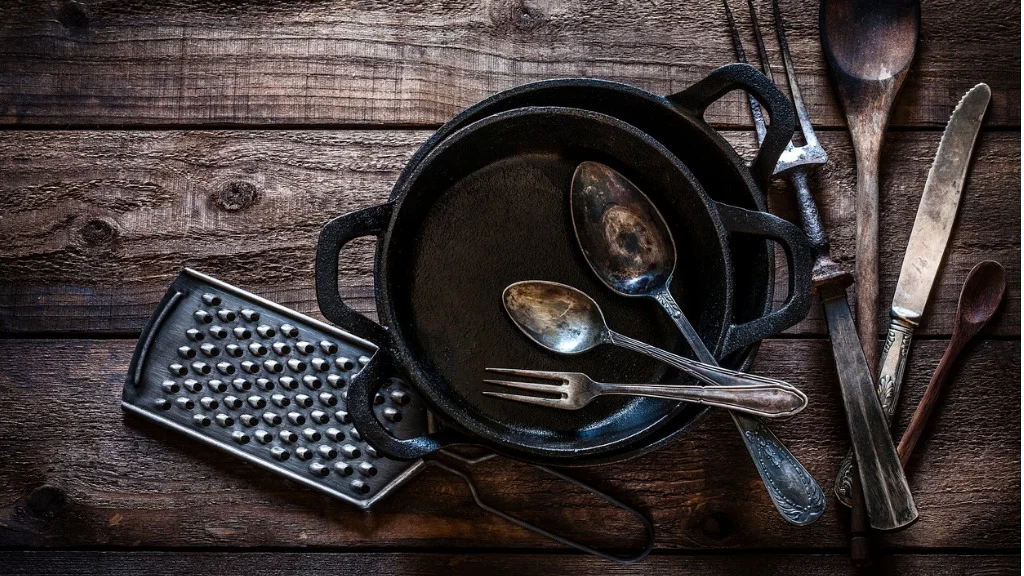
[
  {"xmin": 348, "ymin": 350, "xmax": 462, "ymax": 459},
  {"xmin": 316, "ymin": 203, "xmax": 393, "ymax": 346}
]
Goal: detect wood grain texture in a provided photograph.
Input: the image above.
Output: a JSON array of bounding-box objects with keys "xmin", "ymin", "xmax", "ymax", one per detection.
[
  {"xmin": 0, "ymin": 551, "xmax": 1019, "ymax": 575},
  {"xmin": 0, "ymin": 0, "xmax": 1017, "ymax": 128},
  {"xmin": 0, "ymin": 338, "xmax": 1017, "ymax": 550},
  {"xmin": 0, "ymin": 129, "xmax": 1018, "ymax": 336}
]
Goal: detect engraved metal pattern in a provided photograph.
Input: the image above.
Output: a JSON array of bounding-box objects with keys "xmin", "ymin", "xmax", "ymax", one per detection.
[{"xmin": 123, "ymin": 269, "xmax": 429, "ymax": 509}]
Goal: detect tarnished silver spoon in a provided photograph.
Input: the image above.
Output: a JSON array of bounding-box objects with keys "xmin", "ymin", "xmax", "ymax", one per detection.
[
  {"xmin": 570, "ymin": 161, "xmax": 716, "ymax": 364},
  {"xmin": 501, "ymin": 281, "xmax": 807, "ymax": 410}
]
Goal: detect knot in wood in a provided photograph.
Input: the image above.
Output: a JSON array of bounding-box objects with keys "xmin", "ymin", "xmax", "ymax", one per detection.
[
  {"xmin": 80, "ymin": 218, "xmax": 118, "ymax": 246},
  {"xmin": 26, "ymin": 485, "xmax": 66, "ymax": 520},
  {"xmin": 56, "ymin": 1, "xmax": 90, "ymax": 30},
  {"xmin": 511, "ymin": 1, "xmax": 547, "ymax": 31},
  {"xmin": 691, "ymin": 509, "xmax": 735, "ymax": 541},
  {"xmin": 214, "ymin": 181, "xmax": 260, "ymax": 212}
]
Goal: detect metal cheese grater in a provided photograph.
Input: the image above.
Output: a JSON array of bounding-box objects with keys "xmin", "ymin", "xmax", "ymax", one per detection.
[
  {"xmin": 123, "ymin": 269, "xmax": 654, "ymax": 562},
  {"xmin": 123, "ymin": 268, "xmax": 428, "ymax": 508}
]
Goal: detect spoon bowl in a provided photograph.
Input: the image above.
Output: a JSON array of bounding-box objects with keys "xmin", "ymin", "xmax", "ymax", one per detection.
[
  {"xmin": 502, "ymin": 281, "xmax": 609, "ymax": 354},
  {"xmin": 958, "ymin": 260, "xmax": 1007, "ymax": 328}
]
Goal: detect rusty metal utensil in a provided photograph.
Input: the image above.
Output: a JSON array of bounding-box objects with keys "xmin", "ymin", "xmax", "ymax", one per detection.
[
  {"xmin": 896, "ymin": 260, "xmax": 1006, "ymax": 465},
  {"xmin": 724, "ymin": 0, "xmax": 914, "ymax": 534},
  {"xmin": 820, "ymin": 0, "xmax": 920, "ymax": 373},
  {"xmin": 484, "ymin": 367, "xmax": 808, "ymax": 418}
]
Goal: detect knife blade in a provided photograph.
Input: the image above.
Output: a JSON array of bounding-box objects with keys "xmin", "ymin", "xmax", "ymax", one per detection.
[{"xmin": 833, "ymin": 82, "xmax": 991, "ymax": 506}]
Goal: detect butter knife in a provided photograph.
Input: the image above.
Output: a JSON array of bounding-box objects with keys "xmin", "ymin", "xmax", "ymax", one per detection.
[{"xmin": 834, "ymin": 83, "xmax": 992, "ymax": 506}]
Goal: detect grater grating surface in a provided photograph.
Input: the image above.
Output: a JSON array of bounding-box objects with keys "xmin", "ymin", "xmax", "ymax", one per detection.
[{"xmin": 123, "ymin": 268, "xmax": 428, "ymax": 509}]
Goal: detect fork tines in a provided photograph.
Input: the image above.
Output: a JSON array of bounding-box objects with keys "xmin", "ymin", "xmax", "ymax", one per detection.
[{"xmin": 482, "ymin": 367, "xmax": 568, "ymax": 408}]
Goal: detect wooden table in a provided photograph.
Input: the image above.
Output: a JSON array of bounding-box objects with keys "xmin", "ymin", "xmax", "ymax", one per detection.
[{"xmin": 0, "ymin": 1, "xmax": 1019, "ymax": 573}]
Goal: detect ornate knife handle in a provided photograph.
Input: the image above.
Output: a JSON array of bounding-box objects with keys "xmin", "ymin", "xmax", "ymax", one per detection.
[{"xmin": 834, "ymin": 317, "xmax": 914, "ymax": 506}]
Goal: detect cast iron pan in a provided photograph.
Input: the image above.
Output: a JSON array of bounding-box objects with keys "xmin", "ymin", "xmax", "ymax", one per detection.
[{"xmin": 316, "ymin": 106, "xmax": 811, "ymax": 463}]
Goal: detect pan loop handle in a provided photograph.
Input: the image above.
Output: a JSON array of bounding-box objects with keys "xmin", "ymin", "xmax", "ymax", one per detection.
[
  {"xmin": 427, "ymin": 453, "xmax": 655, "ymax": 564},
  {"xmin": 666, "ymin": 63, "xmax": 796, "ymax": 190},
  {"xmin": 347, "ymin": 350, "xmax": 462, "ymax": 460},
  {"xmin": 315, "ymin": 203, "xmax": 393, "ymax": 346},
  {"xmin": 715, "ymin": 203, "xmax": 812, "ymax": 354}
]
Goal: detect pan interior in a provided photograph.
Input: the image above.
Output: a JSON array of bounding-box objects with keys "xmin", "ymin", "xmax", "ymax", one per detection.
[{"xmin": 384, "ymin": 108, "xmax": 730, "ymax": 456}]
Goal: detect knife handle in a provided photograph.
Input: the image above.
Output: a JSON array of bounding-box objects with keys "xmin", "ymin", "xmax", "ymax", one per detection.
[{"xmin": 834, "ymin": 316, "xmax": 915, "ymax": 506}]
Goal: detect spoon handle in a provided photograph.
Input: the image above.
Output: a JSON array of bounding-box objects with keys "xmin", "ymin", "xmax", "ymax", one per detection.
[
  {"xmin": 606, "ymin": 330, "xmax": 825, "ymax": 525},
  {"xmin": 599, "ymin": 382, "xmax": 807, "ymax": 418},
  {"xmin": 651, "ymin": 289, "xmax": 718, "ymax": 365}
]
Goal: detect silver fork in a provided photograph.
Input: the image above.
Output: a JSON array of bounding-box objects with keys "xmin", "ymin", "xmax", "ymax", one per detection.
[{"xmin": 483, "ymin": 368, "xmax": 808, "ymax": 418}]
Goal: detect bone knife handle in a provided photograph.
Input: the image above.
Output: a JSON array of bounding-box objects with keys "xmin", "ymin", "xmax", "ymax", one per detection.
[{"xmin": 834, "ymin": 315, "xmax": 915, "ymax": 506}]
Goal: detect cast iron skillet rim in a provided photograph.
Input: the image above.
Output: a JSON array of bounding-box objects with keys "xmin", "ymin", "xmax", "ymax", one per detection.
[{"xmin": 374, "ymin": 106, "xmax": 736, "ymax": 457}]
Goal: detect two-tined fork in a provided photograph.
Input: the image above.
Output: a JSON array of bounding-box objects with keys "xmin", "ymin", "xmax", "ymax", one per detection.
[
  {"xmin": 484, "ymin": 368, "xmax": 808, "ymax": 418},
  {"xmin": 725, "ymin": 0, "xmax": 919, "ymax": 535}
]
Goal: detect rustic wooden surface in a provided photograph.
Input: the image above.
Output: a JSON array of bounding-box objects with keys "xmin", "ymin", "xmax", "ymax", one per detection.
[{"xmin": 0, "ymin": 0, "xmax": 1019, "ymax": 573}]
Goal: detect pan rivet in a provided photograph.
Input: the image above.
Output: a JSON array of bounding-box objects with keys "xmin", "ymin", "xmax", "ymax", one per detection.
[
  {"xmin": 280, "ymin": 324, "xmax": 299, "ymax": 338},
  {"xmin": 295, "ymin": 341, "xmax": 314, "ymax": 355},
  {"xmin": 272, "ymin": 342, "xmax": 291, "ymax": 355},
  {"xmin": 186, "ymin": 328, "xmax": 205, "ymax": 342},
  {"xmin": 334, "ymin": 463, "xmax": 353, "ymax": 476},
  {"xmin": 270, "ymin": 446, "xmax": 289, "ymax": 460},
  {"xmin": 319, "ymin": 341, "xmax": 338, "ymax": 354},
  {"xmin": 327, "ymin": 374, "xmax": 346, "ymax": 388},
  {"xmin": 200, "ymin": 397, "xmax": 219, "ymax": 410},
  {"xmin": 154, "ymin": 398, "xmax": 172, "ymax": 410},
  {"xmin": 169, "ymin": 364, "xmax": 187, "ymax": 377},
  {"xmin": 317, "ymin": 445, "xmax": 337, "ymax": 460},
  {"xmin": 326, "ymin": 428, "xmax": 344, "ymax": 442},
  {"xmin": 257, "ymin": 325, "xmax": 276, "ymax": 338},
  {"xmin": 216, "ymin": 362, "xmax": 235, "ymax": 376},
  {"xmin": 215, "ymin": 414, "xmax": 234, "ymax": 427},
  {"xmin": 201, "ymin": 294, "xmax": 221, "ymax": 306},
  {"xmin": 263, "ymin": 412, "xmax": 282, "ymax": 426},
  {"xmin": 232, "ymin": 378, "xmax": 252, "ymax": 392},
  {"xmin": 217, "ymin": 309, "xmax": 236, "ymax": 322},
  {"xmin": 280, "ymin": 430, "xmax": 298, "ymax": 443},
  {"xmin": 233, "ymin": 326, "xmax": 252, "ymax": 339},
  {"xmin": 309, "ymin": 462, "xmax": 330, "ymax": 477},
  {"xmin": 208, "ymin": 379, "xmax": 227, "ymax": 393},
  {"xmin": 303, "ymin": 375, "xmax": 322, "ymax": 390},
  {"xmin": 200, "ymin": 343, "xmax": 220, "ymax": 357},
  {"xmin": 271, "ymin": 394, "xmax": 290, "ymax": 408},
  {"xmin": 194, "ymin": 310, "xmax": 213, "ymax": 324},
  {"xmin": 193, "ymin": 414, "xmax": 211, "ymax": 426},
  {"xmin": 240, "ymin": 309, "xmax": 260, "ymax": 322},
  {"xmin": 225, "ymin": 344, "xmax": 243, "ymax": 358},
  {"xmin": 287, "ymin": 412, "xmax": 306, "ymax": 426},
  {"xmin": 279, "ymin": 376, "xmax": 298, "ymax": 391},
  {"xmin": 209, "ymin": 325, "xmax": 228, "ymax": 339},
  {"xmin": 183, "ymin": 379, "xmax": 202, "ymax": 393},
  {"xmin": 231, "ymin": 431, "xmax": 250, "ymax": 445},
  {"xmin": 302, "ymin": 428, "xmax": 321, "ymax": 442},
  {"xmin": 161, "ymin": 380, "xmax": 180, "ymax": 394},
  {"xmin": 248, "ymin": 396, "xmax": 267, "ymax": 409},
  {"xmin": 335, "ymin": 357, "xmax": 355, "ymax": 371},
  {"xmin": 295, "ymin": 447, "xmax": 313, "ymax": 460},
  {"xmin": 310, "ymin": 410, "xmax": 329, "ymax": 424}
]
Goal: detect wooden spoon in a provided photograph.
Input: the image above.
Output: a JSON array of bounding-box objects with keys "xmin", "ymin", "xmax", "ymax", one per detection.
[
  {"xmin": 897, "ymin": 260, "xmax": 1007, "ymax": 464},
  {"xmin": 820, "ymin": 0, "xmax": 920, "ymax": 372}
]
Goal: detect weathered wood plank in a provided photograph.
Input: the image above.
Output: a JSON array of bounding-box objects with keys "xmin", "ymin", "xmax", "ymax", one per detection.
[
  {"xmin": 0, "ymin": 551, "xmax": 1019, "ymax": 575},
  {"xmin": 0, "ymin": 338, "xmax": 1018, "ymax": 550},
  {"xmin": 0, "ymin": 130, "xmax": 1018, "ymax": 336},
  {"xmin": 0, "ymin": 0, "xmax": 1017, "ymax": 128}
]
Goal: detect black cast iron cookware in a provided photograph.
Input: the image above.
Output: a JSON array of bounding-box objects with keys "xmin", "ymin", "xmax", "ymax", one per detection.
[{"xmin": 316, "ymin": 106, "xmax": 812, "ymax": 463}]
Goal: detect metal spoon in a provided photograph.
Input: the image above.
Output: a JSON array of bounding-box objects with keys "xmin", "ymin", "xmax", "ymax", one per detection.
[
  {"xmin": 820, "ymin": 0, "xmax": 920, "ymax": 372},
  {"xmin": 569, "ymin": 161, "xmax": 716, "ymax": 365},
  {"xmin": 896, "ymin": 260, "xmax": 1006, "ymax": 465}
]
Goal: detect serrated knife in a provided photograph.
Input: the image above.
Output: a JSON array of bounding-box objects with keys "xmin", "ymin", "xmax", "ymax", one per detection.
[{"xmin": 834, "ymin": 82, "xmax": 992, "ymax": 506}]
